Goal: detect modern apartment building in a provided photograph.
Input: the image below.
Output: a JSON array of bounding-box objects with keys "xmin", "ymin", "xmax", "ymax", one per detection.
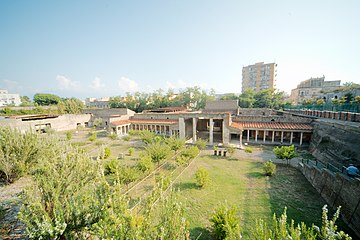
[
  {"xmin": 85, "ymin": 97, "xmax": 110, "ymax": 108},
  {"xmin": 290, "ymin": 76, "xmax": 341, "ymax": 104},
  {"xmin": 0, "ymin": 89, "xmax": 21, "ymax": 107},
  {"xmin": 242, "ymin": 62, "xmax": 277, "ymax": 93}
]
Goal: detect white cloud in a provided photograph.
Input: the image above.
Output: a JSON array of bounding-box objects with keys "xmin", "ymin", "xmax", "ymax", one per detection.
[
  {"xmin": 56, "ymin": 75, "xmax": 80, "ymax": 90},
  {"xmin": 90, "ymin": 77, "xmax": 105, "ymax": 90},
  {"xmin": 0, "ymin": 79, "xmax": 23, "ymax": 92},
  {"xmin": 118, "ymin": 77, "xmax": 139, "ymax": 92},
  {"xmin": 166, "ymin": 79, "xmax": 189, "ymax": 90}
]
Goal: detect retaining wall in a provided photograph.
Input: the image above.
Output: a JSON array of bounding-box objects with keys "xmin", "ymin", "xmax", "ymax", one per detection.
[{"xmin": 299, "ymin": 163, "xmax": 360, "ymax": 238}]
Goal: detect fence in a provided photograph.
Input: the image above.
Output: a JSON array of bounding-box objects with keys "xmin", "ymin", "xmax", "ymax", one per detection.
[{"xmin": 285, "ymin": 103, "xmax": 360, "ymax": 113}]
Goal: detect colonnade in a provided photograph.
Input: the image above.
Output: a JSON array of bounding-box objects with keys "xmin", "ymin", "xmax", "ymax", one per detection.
[{"xmin": 243, "ymin": 129, "xmax": 307, "ymax": 145}]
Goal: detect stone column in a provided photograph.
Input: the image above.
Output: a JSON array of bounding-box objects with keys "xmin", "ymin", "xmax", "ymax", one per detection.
[
  {"xmin": 255, "ymin": 130, "xmax": 258, "ymax": 142},
  {"xmin": 192, "ymin": 118, "xmax": 197, "ymax": 143},
  {"xmin": 247, "ymin": 130, "xmax": 250, "ymax": 142},
  {"xmin": 281, "ymin": 131, "xmax": 284, "ymax": 143},
  {"xmin": 209, "ymin": 118, "xmax": 214, "ymax": 145},
  {"xmin": 239, "ymin": 130, "xmax": 243, "ymax": 148},
  {"xmin": 263, "ymin": 130, "xmax": 266, "ymax": 143},
  {"xmin": 179, "ymin": 118, "xmax": 185, "ymax": 139},
  {"xmin": 290, "ymin": 132, "xmax": 293, "ymax": 144},
  {"xmin": 272, "ymin": 131, "xmax": 275, "ymax": 143},
  {"xmin": 300, "ymin": 132, "xmax": 303, "ymax": 146}
]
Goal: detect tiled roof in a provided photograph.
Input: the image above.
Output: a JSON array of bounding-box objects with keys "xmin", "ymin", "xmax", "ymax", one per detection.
[
  {"xmin": 111, "ymin": 120, "xmax": 131, "ymax": 125},
  {"xmin": 111, "ymin": 119, "xmax": 178, "ymax": 126},
  {"xmin": 231, "ymin": 121, "xmax": 313, "ymax": 131}
]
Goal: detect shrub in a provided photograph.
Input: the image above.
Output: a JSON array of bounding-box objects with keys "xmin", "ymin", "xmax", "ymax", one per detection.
[
  {"xmin": 104, "ymin": 159, "xmax": 120, "ymax": 175},
  {"xmin": 210, "ymin": 204, "xmax": 241, "ymax": 240},
  {"xmin": 250, "ymin": 206, "xmax": 351, "ymax": 240},
  {"xmin": 136, "ymin": 155, "xmax": 153, "ymax": 172},
  {"xmin": 145, "ymin": 142, "xmax": 171, "ymax": 166},
  {"xmin": 195, "ymin": 138, "xmax": 207, "ymax": 150},
  {"xmin": 102, "ymin": 147, "xmax": 111, "ymax": 159},
  {"xmin": 128, "ymin": 147, "xmax": 135, "ymax": 156},
  {"xmin": 65, "ymin": 131, "xmax": 73, "ymax": 140},
  {"xmin": 181, "ymin": 146, "xmax": 200, "ymax": 160},
  {"xmin": 195, "ymin": 168, "xmax": 209, "ymax": 188},
  {"xmin": 226, "ymin": 146, "xmax": 236, "ymax": 156},
  {"xmin": 176, "ymin": 155, "xmax": 190, "ymax": 166},
  {"xmin": 0, "ymin": 128, "xmax": 43, "ymax": 183},
  {"xmin": 18, "ymin": 142, "xmax": 108, "ymax": 239},
  {"xmin": 165, "ymin": 136, "xmax": 185, "ymax": 153},
  {"xmin": 88, "ymin": 131, "xmax": 97, "ymax": 142},
  {"xmin": 244, "ymin": 146, "xmax": 253, "ymax": 153},
  {"xmin": 122, "ymin": 135, "xmax": 131, "ymax": 141},
  {"xmin": 108, "ymin": 133, "xmax": 117, "ymax": 140},
  {"xmin": 273, "ymin": 145, "xmax": 297, "ymax": 165},
  {"xmin": 263, "ymin": 161, "xmax": 276, "ymax": 176}
]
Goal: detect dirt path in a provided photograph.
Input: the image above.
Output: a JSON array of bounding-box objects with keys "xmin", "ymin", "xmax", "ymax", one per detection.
[{"xmin": 0, "ymin": 177, "xmax": 31, "ymax": 240}]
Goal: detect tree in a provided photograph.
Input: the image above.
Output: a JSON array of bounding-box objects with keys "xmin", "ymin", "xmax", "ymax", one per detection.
[
  {"xmin": 273, "ymin": 145, "xmax": 297, "ymax": 165},
  {"xmin": 165, "ymin": 136, "xmax": 185, "ymax": 153},
  {"xmin": 238, "ymin": 89, "xmax": 255, "ymax": 108},
  {"xmin": 195, "ymin": 168, "xmax": 209, "ymax": 188},
  {"xmin": 210, "ymin": 204, "xmax": 241, "ymax": 240},
  {"xmin": 33, "ymin": 93, "xmax": 61, "ymax": 106},
  {"xmin": 145, "ymin": 142, "xmax": 170, "ymax": 166},
  {"xmin": 20, "ymin": 96, "xmax": 32, "ymax": 106},
  {"xmin": 58, "ymin": 98, "xmax": 84, "ymax": 114}
]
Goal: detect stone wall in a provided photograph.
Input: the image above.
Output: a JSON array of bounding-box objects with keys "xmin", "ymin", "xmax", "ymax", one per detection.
[
  {"xmin": 299, "ymin": 163, "xmax": 360, "ymax": 238},
  {"xmin": 0, "ymin": 114, "xmax": 91, "ymax": 133},
  {"xmin": 310, "ymin": 120, "xmax": 360, "ymax": 167}
]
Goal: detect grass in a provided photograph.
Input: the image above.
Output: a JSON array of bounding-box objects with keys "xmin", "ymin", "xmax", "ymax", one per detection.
[{"xmin": 174, "ymin": 152, "xmax": 344, "ymax": 239}]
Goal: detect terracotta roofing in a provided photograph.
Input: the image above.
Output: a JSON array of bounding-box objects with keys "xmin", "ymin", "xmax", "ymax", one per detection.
[
  {"xmin": 231, "ymin": 121, "xmax": 313, "ymax": 131},
  {"xmin": 112, "ymin": 119, "xmax": 178, "ymax": 126}
]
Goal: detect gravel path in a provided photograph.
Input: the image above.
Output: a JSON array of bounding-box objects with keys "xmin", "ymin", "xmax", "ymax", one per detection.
[{"xmin": 0, "ymin": 177, "xmax": 31, "ymax": 240}]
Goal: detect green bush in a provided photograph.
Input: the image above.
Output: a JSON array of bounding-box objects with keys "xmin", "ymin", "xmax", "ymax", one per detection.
[
  {"xmin": 263, "ymin": 161, "xmax": 276, "ymax": 176},
  {"xmin": 251, "ymin": 206, "xmax": 351, "ymax": 240},
  {"xmin": 128, "ymin": 147, "xmax": 135, "ymax": 156},
  {"xmin": 104, "ymin": 159, "xmax": 120, "ymax": 175},
  {"xmin": 122, "ymin": 135, "xmax": 131, "ymax": 141},
  {"xmin": 18, "ymin": 142, "xmax": 108, "ymax": 239},
  {"xmin": 88, "ymin": 131, "xmax": 97, "ymax": 142},
  {"xmin": 108, "ymin": 133, "xmax": 117, "ymax": 140},
  {"xmin": 244, "ymin": 146, "xmax": 253, "ymax": 153},
  {"xmin": 195, "ymin": 138, "xmax": 207, "ymax": 150},
  {"xmin": 181, "ymin": 146, "xmax": 200, "ymax": 160},
  {"xmin": 102, "ymin": 147, "xmax": 111, "ymax": 159},
  {"xmin": 210, "ymin": 204, "xmax": 241, "ymax": 240},
  {"xmin": 195, "ymin": 168, "xmax": 209, "ymax": 188},
  {"xmin": 136, "ymin": 155, "xmax": 153, "ymax": 172},
  {"xmin": 226, "ymin": 146, "xmax": 236, "ymax": 156},
  {"xmin": 65, "ymin": 131, "xmax": 73, "ymax": 140},
  {"xmin": 0, "ymin": 127, "xmax": 43, "ymax": 183}
]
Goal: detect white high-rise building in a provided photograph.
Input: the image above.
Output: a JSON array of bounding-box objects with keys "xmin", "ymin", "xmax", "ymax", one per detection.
[{"xmin": 0, "ymin": 89, "xmax": 22, "ymax": 106}]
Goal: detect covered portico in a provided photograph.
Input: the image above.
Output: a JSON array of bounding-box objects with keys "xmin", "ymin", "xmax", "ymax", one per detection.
[{"xmin": 230, "ymin": 122, "xmax": 313, "ymax": 146}]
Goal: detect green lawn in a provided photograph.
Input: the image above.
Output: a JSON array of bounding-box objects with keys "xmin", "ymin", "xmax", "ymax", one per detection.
[{"xmin": 174, "ymin": 150, "xmax": 330, "ymax": 239}]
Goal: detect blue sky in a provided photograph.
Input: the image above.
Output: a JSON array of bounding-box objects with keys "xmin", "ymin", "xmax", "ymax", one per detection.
[{"xmin": 1, "ymin": 0, "xmax": 359, "ymax": 99}]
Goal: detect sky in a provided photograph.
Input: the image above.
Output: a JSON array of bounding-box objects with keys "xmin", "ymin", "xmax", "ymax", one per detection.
[{"xmin": 0, "ymin": 0, "xmax": 359, "ymax": 99}]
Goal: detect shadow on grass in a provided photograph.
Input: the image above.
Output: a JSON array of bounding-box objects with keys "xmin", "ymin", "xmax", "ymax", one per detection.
[
  {"xmin": 190, "ymin": 227, "xmax": 211, "ymax": 240},
  {"xmin": 267, "ymin": 164, "xmax": 356, "ymax": 238},
  {"xmin": 246, "ymin": 171, "xmax": 264, "ymax": 179},
  {"xmin": 173, "ymin": 182, "xmax": 198, "ymax": 191},
  {"xmin": 225, "ymin": 157, "xmax": 238, "ymax": 161}
]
